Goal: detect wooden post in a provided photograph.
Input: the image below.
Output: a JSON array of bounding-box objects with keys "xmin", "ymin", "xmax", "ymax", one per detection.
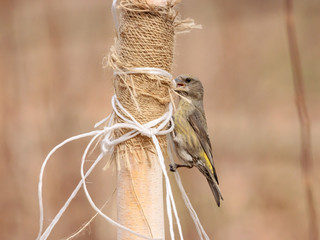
[
  {"xmin": 117, "ymin": 154, "xmax": 164, "ymax": 239},
  {"xmin": 111, "ymin": 0, "xmax": 180, "ymax": 239}
]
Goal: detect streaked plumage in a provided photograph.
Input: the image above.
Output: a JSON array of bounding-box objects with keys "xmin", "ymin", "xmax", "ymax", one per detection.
[{"xmin": 170, "ymin": 75, "xmax": 223, "ymax": 206}]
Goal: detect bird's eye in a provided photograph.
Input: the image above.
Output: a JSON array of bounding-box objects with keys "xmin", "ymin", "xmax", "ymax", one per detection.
[{"xmin": 185, "ymin": 78, "xmax": 192, "ymax": 83}]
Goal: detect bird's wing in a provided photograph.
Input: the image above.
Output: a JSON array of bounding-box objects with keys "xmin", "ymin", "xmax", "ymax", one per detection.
[{"xmin": 187, "ymin": 108, "xmax": 219, "ymax": 184}]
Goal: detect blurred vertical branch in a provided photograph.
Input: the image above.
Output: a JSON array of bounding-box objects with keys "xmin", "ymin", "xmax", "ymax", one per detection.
[{"xmin": 284, "ymin": 1, "xmax": 319, "ymax": 240}]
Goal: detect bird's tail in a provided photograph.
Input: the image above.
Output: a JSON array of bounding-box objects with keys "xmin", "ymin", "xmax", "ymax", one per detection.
[{"xmin": 207, "ymin": 178, "xmax": 223, "ymax": 207}]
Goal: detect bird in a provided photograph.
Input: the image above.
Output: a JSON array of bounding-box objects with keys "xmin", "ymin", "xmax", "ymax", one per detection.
[{"xmin": 170, "ymin": 74, "xmax": 223, "ymax": 206}]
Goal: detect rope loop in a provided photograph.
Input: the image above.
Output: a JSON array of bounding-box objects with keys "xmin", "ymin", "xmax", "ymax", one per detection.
[{"xmin": 100, "ymin": 93, "xmax": 174, "ymax": 154}]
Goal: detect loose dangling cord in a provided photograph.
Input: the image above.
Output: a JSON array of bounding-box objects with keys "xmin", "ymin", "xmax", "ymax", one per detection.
[{"xmin": 36, "ymin": 93, "xmax": 175, "ymax": 240}]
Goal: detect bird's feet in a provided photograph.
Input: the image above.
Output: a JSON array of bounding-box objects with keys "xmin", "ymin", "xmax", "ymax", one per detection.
[
  {"xmin": 169, "ymin": 163, "xmax": 178, "ymax": 172},
  {"xmin": 169, "ymin": 163, "xmax": 193, "ymax": 172}
]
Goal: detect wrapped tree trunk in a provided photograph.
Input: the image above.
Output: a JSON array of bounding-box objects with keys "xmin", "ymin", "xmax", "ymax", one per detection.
[{"xmin": 107, "ymin": 0, "xmax": 179, "ymax": 239}]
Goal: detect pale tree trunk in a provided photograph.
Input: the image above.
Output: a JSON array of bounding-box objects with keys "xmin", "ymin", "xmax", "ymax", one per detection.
[{"xmin": 114, "ymin": 0, "xmax": 181, "ymax": 239}]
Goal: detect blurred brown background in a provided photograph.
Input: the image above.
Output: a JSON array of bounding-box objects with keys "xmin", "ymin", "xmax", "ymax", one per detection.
[{"xmin": 1, "ymin": 0, "xmax": 319, "ymax": 239}]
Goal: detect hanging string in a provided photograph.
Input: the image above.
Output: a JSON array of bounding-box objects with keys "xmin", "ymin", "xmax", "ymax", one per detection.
[
  {"xmin": 37, "ymin": 93, "xmax": 175, "ymax": 240},
  {"xmin": 37, "ymin": 0, "xmax": 209, "ymax": 239}
]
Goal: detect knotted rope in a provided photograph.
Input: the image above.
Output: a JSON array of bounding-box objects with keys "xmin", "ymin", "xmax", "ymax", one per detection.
[{"xmin": 37, "ymin": 0, "xmax": 208, "ymax": 239}]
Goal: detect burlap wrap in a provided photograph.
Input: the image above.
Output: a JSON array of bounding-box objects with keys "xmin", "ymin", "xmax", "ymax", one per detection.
[
  {"xmin": 107, "ymin": 0, "xmax": 173, "ymax": 169},
  {"xmin": 106, "ymin": 0, "xmax": 199, "ymax": 169}
]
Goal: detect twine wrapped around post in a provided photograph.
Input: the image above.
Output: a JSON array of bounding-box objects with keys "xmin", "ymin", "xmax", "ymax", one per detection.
[
  {"xmin": 108, "ymin": 1, "xmax": 177, "ymax": 239},
  {"xmin": 36, "ymin": 1, "xmax": 203, "ymax": 239}
]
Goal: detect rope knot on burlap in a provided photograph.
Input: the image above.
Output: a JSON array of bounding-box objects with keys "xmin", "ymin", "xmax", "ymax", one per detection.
[
  {"xmin": 101, "ymin": 137, "xmax": 113, "ymax": 153},
  {"xmin": 98, "ymin": 94, "xmax": 174, "ymax": 155},
  {"xmin": 141, "ymin": 128, "xmax": 158, "ymax": 138}
]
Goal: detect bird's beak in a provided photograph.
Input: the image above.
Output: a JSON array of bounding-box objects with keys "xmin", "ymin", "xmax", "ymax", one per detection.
[{"xmin": 174, "ymin": 77, "xmax": 186, "ymax": 92}]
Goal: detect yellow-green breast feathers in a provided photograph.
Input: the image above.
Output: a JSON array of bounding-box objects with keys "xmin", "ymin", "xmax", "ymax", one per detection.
[{"xmin": 171, "ymin": 75, "xmax": 223, "ymax": 206}]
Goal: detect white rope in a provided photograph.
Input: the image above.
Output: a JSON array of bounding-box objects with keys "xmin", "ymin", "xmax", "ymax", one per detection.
[
  {"xmin": 36, "ymin": 102, "xmax": 165, "ymax": 239},
  {"xmin": 37, "ymin": 1, "xmax": 208, "ymax": 239},
  {"xmin": 80, "ymin": 126, "xmax": 160, "ymax": 240},
  {"xmin": 36, "ymin": 130, "xmax": 101, "ymax": 240},
  {"xmin": 36, "ymin": 92, "xmax": 182, "ymax": 240},
  {"xmin": 114, "ymin": 67, "xmax": 174, "ymax": 80}
]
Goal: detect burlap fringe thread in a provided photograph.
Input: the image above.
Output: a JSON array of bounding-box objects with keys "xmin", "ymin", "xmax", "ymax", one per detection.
[{"xmin": 104, "ymin": 0, "xmax": 201, "ymax": 170}]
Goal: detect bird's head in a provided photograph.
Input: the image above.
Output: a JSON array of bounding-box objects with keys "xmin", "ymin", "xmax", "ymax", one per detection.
[{"xmin": 174, "ymin": 75, "xmax": 204, "ymax": 101}]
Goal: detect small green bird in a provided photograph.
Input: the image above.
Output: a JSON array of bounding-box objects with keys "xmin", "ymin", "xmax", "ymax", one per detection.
[{"xmin": 170, "ymin": 75, "xmax": 223, "ymax": 206}]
